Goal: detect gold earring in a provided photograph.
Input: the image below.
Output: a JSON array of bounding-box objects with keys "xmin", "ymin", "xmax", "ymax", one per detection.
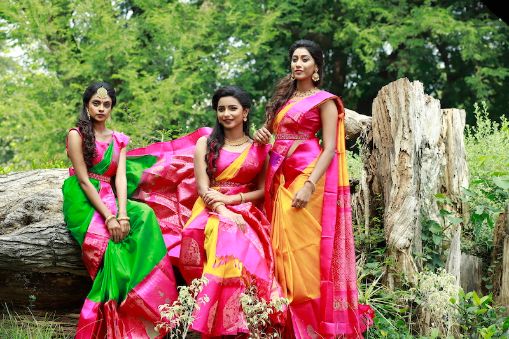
[
  {"xmin": 312, "ymin": 70, "xmax": 320, "ymax": 82},
  {"xmin": 290, "ymin": 73, "xmax": 295, "ymax": 80},
  {"xmin": 86, "ymin": 109, "xmax": 91, "ymax": 120}
]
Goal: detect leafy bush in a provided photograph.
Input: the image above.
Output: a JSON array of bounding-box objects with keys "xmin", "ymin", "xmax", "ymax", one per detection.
[
  {"xmin": 452, "ymin": 290, "xmax": 509, "ymax": 339},
  {"xmin": 463, "ymin": 102, "xmax": 509, "ymax": 258}
]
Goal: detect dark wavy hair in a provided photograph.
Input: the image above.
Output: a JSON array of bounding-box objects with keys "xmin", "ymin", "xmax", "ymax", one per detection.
[
  {"xmin": 206, "ymin": 86, "xmax": 252, "ymax": 179},
  {"xmin": 77, "ymin": 82, "xmax": 117, "ymax": 167},
  {"xmin": 265, "ymin": 39, "xmax": 324, "ymax": 131}
]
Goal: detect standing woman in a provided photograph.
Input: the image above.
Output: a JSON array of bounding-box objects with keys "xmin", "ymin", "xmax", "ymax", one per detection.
[
  {"xmin": 179, "ymin": 86, "xmax": 280, "ymax": 337},
  {"xmin": 254, "ymin": 40, "xmax": 373, "ymax": 338},
  {"xmin": 62, "ymin": 82, "xmax": 178, "ymax": 338}
]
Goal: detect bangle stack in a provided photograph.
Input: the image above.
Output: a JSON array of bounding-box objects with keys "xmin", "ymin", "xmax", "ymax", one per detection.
[
  {"xmin": 117, "ymin": 216, "xmax": 130, "ymax": 222},
  {"xmin": 105, "ymin": 214, "xmax": 116, "ymax": 225},
  {"xmin": 305, "ymin": 179, "xmax": 316, "ymax": 193}
]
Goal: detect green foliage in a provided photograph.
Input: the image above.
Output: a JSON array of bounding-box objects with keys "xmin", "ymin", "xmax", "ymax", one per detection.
[
  {"xmin": 1, "ymin": 1, "xmax": 509, "ymax": 170},
  {"xmin": 359, "ymin": 265, "xmax": 414, "ymax": 339},
  {"xmin": 462, "ymin": 102, "xmax": 509, "ymax": 257},
  {"xmin": 0, "ymin": 307, "xmax": 71, "ymax": 339},
  {"xmin": 452, "ymin": 290, "xmax": 509, "ymax": 339}
]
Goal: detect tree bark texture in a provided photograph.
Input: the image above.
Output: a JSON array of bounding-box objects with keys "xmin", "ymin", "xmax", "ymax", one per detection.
[
  {"xmin": 492, "ymin": 205, "xmax": 509, "ymax": 306},
  {"xmin": 0, "ymin": 169, "xmax": 89, "ymax": 310},
  {"xmin": 350, "ymin": 78, "xmax": 469, "ymax": 288}
]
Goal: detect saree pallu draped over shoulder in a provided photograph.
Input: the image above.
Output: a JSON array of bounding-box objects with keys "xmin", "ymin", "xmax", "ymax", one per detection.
[
  {"xmin": 265, "ymin": 91, "xmax": 374, "ymax": 338},
  {"xmin": 62, "ymin": 128, "xmax": 210, "ymax": 338}
]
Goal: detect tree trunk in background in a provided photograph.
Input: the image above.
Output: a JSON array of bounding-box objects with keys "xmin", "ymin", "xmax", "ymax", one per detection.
[
  {"xmin": 460, "ymin": 253, "xmax": 483, "ymax": 293},
  {"xmin": 0, "ymin": 169, "xmax": 89, "ymax": 310},
  {"xmin": 351, "ymin": 78, "xmax": 468, "ymax": 289},
  {"xmin": 492, "ymin": 205, "xmax": 509, "ymax": 306},
  {"xmin": 440, "ymin": 109, "xmax": 469, "ymax": 285}
]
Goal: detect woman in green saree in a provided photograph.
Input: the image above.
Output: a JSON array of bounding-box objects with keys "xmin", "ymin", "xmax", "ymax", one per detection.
[{"xmin": 62, "ymin": 82, "xmax": 178, "ymax": 338}]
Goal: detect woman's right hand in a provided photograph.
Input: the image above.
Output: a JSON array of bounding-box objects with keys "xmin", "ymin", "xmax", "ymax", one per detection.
[
  {"xmin": 106, "ymin": 218, "xmax": 124, "ymax": 242},
  {"xmin": 217, "ymin": 207, "xmax": 247, "ymax": 233},
  {"xmin": 253, "ymin": 126, "xmax": 272, "ymax": 144}
]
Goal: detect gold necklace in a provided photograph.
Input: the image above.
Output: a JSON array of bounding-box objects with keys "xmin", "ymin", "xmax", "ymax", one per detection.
[
  {"xmin": 224, "ymin": 135, "xmax": 249, "ymax": 147},
  {"xmin": 292, "ymin": 87, "xmax": 319, "ymax": 98}
]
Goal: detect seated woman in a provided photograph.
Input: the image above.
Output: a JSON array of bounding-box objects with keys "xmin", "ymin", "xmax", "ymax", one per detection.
[
  {"xmin": 62, "ymin": 82, "xmax": 181, "ymax": 338},
  {"xmin": 179, "ymin": 86, "xmax": 280, "ymax": 337}
]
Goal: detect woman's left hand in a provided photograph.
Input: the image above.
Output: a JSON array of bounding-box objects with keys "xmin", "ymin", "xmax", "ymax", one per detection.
[
  {"xmin": 202, "ymin": 188, "xmax": 234, "ymax": 205},
  {"xmin": 292, "ymin": 184, "xmax": 313, "ymax": 209}
]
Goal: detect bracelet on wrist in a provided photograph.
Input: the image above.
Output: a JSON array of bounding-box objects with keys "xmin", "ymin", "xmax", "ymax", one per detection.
[
  {"xmin": 239, "ymin": 192, "xmax": 245, "ymax": 204},
  {"xmin": 213, "ymin": 202, "xmax": 226, "ymax": 212},
  {"xmin": 305, "ymin": 179, "xmax": 316, "ymax": 193},
  {"xmin": 117, "ymin": 216, "xmax": 130, "ymax": 221},
  {"xmin": 105, "ymin": 214, "xmax": 116, "ymax": 225}
]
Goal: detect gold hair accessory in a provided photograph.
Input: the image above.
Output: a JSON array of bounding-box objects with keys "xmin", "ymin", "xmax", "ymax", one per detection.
[{"xmin": 96, "ymin": 87, "xmax": 109, "ymax": 99}]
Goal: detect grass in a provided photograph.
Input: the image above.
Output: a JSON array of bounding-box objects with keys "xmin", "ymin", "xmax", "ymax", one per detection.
[{"xmin": 0, "ymin": 306, "xmax": 74, "ymax": 339}]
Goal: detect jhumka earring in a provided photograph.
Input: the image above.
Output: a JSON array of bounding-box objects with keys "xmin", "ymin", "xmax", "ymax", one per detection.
[
  {"xmin": 86, "ymin": 109, "xmax": 91, "ymax": 120},
  {"xmin": 290, "ymin": 73, "xmax": 295, "ymax": 80},
  {"xmin": 312, "ymin": 69, "xmax": 320, "ymax": 82}
]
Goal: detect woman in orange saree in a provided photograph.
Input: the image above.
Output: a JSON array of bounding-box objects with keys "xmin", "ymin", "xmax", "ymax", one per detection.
[
  {"xmin": 179, "ymin": 86, "xmax": 281, "ymax": 337},
  {"xmin": 254, "ymin": 40, "xmax": 374, "ymax": 338}
]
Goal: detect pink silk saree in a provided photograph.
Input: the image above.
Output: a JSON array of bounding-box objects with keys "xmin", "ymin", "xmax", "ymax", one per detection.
[
  {"xmin": 265, "ymin": 91, "xmax": 374, "ymax": 338},
  {"xmin": 179, "ymin": 143, "xmax": 282, "ymax": 337},
  {"xmin": 63, "ymin": 130, "xmax": 179, "ymax": 338}
]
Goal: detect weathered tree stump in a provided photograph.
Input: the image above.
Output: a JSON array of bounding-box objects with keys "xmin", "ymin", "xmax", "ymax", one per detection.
[
  {"xmin": 492, "ymin": 205, "xmax": 509, "ymax": 306},
  {"xmin": 351, "ymin": 78, "xmax": 469, "ymax": 288}
]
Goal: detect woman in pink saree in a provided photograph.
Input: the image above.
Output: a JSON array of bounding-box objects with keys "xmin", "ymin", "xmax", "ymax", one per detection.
[
  {"xmin": 179, "ymin": 86, "xmax": 280, "ymax": 337},
  {"xmin": 254, "ymin": 40, "xmax": 374, "ymax": 338}
]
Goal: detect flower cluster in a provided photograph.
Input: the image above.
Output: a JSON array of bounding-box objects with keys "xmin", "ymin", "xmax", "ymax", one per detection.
[
  {"xmin": 156, "ymin": 277, "xmax": 209, "ymax": 338},
  {"xmin": 240, "ymin": 285, "xmax": 289, "ymax": 338},
  {"xmin": 408, "ymin": 269, "xmax": 460, "ymax": 337}
]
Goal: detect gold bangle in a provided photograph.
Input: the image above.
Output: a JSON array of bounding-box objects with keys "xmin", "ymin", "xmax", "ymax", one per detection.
[
  {"xmin": 117, "ymin": 216, "xmax": 130, "ymax": 221},
  {"xmin": 104, "ymin": 214, "xmax": 116, "ymax": 225},
  {"xmin": 239, "ymin": 192, "xmax": 245, "ymax": 204},
  {"xmin": 305, "ymin": 179, "xmax": 316, "ymax": 193},
  {"xmin": 213, "ymin": 202, "xmax": 225, "ymax": 212}
]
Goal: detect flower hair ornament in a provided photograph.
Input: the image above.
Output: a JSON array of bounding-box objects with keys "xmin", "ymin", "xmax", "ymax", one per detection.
[{"xmin": 95, "ymin": 87, "xmax": 109, "ymax": 99}]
